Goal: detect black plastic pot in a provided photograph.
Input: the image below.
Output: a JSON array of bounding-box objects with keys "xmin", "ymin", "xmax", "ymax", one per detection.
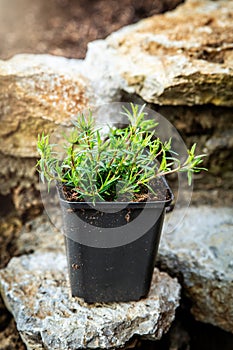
[{"xmin": 58, "ymin": 180, "xmax": 173, "ymax": 303}]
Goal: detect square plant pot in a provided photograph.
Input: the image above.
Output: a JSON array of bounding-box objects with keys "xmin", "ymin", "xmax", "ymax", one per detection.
[{"xmin": 58, "ymin": 178, "xmax": 173, "ymax": 303}]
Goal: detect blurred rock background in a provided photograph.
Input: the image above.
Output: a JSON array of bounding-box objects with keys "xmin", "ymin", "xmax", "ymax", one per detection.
[{"xmin": 0, "ymin": 0, "xmax": 183, "ymax": 60}]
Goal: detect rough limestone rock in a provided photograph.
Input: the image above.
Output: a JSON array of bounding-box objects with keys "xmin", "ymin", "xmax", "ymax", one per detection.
[
  {"xmin": 0, "ymin": 249, "xmax": 180, "ymax": 349},
  {"xmin": 0, "ymin": 55, "xmax": 90, "ymax": 202},
  {"xmin": 85, "ymin": 0, "xmax": 233, "ymax": 106},
  {"xmin": 0, "ymin": 54, "xmax": 93, "ymax": 159},
  {"xmin": 0, "ymin": 53, "xmax": 122, "ymax": 216},
  {"xmin": 159, "ymin": 206, "xmax": 233, "ymax": 333}
]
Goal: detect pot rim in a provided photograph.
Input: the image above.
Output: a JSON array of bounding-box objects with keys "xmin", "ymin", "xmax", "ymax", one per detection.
[{"xmin": 57, "ymin": 177, "xmax": 174, "ymax": 209}]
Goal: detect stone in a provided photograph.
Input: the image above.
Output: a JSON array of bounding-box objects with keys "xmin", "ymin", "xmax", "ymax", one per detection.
[
  {"xmin": 0, "ymin": 54, "xmax": 90, "ymax": 202},
  {"xmin": 154, "ymin": 104, "xmax": 233, "ymax": 206},
  {"xmin": 0, "ymin": 215, "xmax": 22, "ymax": 268},
  {"xmin": 85, "ymin": 0, "xmax": 233, "ymax": 106},
  {"xmin": 0, "ymin": 54, "xmax": 92, "ymax": 159},
  {"xmin": 0, "ymin": 249, "xmax": 180, "ymax": 349},
  {"xmin": 159, "ymin": 205, "xmax": 233, "ymax": 333},
  {"xmin": 0, "ymin": 53, "xmax": 123, "ymax": 216},
  {"xmin": 204, "ymin": 129, "xmax": 233, "ymax": 154},
  {"xmin": 15, "ymin": 212, "xmax": 64, "ymax": 256}
]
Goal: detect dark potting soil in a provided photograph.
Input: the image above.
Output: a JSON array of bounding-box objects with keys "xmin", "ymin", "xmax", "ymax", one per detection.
[{"xmin": 60, "ymin": 176, "xmax": 171, "ymax": 203}]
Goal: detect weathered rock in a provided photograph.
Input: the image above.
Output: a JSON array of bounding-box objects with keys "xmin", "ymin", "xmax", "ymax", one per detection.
[
  {"xmin": 0, "ymin": 54, "xmax": 92, "ymax": 158},
  {"xmin": 0, "ymin": 53, "xmax": 123, "ymax": 216},
  {"xmin": 16, "ymin": 212, "xmax": 64, "ymax": 256},
  {"xmin": 0, "ymin": 249, "xmax": 180, "ymax": 349},
  {"xmin": 2, "ymin": 203, "xmax": 233, "ymax": 349},
  {"xmin": 0, "ymin": 214, "xmax": 22, "ymax": 268},
  {"xmin": 204, "ymin": 129, "xmax": 233, "ymax": 154},
  {"xmin": 86, "ymin": 0, "xmax": 233, "ymax": 106},
  {"xmin": 154, "ymin": 104, "xmax": 233, "ymax": 204},
  {"xmin": 0, "ymin": 55, "xmax": 90, "ymax": 201},
  {"xmin": 159, "ymin": 206, "xmax": 233, "ymax": 333}
]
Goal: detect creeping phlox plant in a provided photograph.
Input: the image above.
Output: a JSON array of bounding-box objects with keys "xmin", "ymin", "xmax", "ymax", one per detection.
[{"xmin": 37, "ymin": 104, "xmax": 206, "ymax": 203}]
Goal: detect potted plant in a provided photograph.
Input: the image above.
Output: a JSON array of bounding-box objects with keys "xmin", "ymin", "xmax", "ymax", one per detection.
[{"xmin": 37, "ymin": 103, "xmax": 206, "ymax": 303}]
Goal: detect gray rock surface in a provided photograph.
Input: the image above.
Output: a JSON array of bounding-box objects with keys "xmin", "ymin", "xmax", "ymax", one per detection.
[
  {"xmin": 85, "ymin": 0, "xmax": 233, "ymax": 106},
  {"xmin": 13, "ymin": 205, "xmax": 233, "ymax": 337},
  {"xmin": 0, "ymin": 248, "xmax": 180, "ymax": 350},
  {"xmin": 15, "ymin": 212, "xmax": 64, "ymax": 256},
  {"xmin": 159, "ymin": 206, "xmax": 233, "ymax": 333},
  {"xmin": 1, "ymin": 203, "xmax": 233, "ymax": 350}
]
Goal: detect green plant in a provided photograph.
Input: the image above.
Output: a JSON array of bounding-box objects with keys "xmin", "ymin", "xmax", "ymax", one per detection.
[{"xmin": 37, "ymin": 104, "xmax": 206, "ymax": 202}]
